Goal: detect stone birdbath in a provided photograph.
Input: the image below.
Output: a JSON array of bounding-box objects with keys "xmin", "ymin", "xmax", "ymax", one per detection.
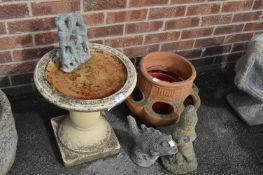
[
  {"xmin": 34, "ymin": 43, "xmax": 137, "ymax": 166},
  {"xmin": 34, "ymin": 13, "xmax": 137, "ymax": 167}
]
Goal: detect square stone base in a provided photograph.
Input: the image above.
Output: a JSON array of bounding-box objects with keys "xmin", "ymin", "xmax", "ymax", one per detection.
[
  {"xmin": 227, "ymin": 91, "xmax": 263, "ymax": 126},
  {"xmin": 51, "ymin": 115, "xmax": 120, "ymax": 167}
]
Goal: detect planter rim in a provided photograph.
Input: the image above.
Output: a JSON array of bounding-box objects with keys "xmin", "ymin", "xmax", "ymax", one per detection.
[
  {"xmin": 140, "ymin": 51, "xmax": 196, "ymax": 87},
  {"xmin": 34, "ymin": 43, "xmax": 137, "ymax": 112}
]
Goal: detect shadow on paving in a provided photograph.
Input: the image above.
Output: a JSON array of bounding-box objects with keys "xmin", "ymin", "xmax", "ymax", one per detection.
[{"xmin": 6, "ymin": 68, "xmax": 263, "ymax": 175}]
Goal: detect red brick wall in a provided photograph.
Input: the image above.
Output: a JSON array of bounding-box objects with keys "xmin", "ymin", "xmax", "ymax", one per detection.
[{"xmin": 0, "ymin": 0, "xmax": 262, "ymax": 94}]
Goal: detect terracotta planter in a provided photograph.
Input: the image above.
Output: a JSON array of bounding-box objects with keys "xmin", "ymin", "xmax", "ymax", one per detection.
[{"xmin": 126, "ymin": 52, "xmax": 200, "ymax": 126}]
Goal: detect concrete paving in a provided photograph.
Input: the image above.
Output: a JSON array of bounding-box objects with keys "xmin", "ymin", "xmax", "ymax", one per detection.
[{"xmin": 7, "ymin": 68, "xmax": 263, "ymax": 175}]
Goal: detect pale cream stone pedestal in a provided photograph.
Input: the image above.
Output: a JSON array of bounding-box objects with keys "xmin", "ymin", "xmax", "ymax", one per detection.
[{"xmin": 51, "ymin": 111, "xmax": 120, "ymax": 167}]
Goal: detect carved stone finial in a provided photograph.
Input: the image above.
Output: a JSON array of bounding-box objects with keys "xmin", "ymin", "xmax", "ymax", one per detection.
[
  {"xmin": 55, "ymin": 12, "xmax": 91, "ymax": 73},
  {"xmin": 161, "ymin": 105, "xmax": 198, "ymax": 174},
  {"xmin": 127, "ymin": 115, "xmax": 178, "ymax": 167}
]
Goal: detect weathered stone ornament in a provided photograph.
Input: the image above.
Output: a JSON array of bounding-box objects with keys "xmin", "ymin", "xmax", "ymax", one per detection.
[
  {"xmin": 34, "ymin": 12, "xmax": 137, "ymax": 166},
  {"xmin": 56, "ymin": 12, "xmax": 90, "ymax": 73},
  {"xmin": 0, "ymin": 90, "xmax": 18, "ymax": 175},
  {"xmin": 127, "ymin": 115, "xmax": 178, "ymax": 167},
  {"xmin": 126, "ymin": 52, "xmax": 200, "ymax": 126},
  {"xmin": 227, "ymin": 34, "xmax": 263, "ymax": 126},
  {"xmin": 161, "ymin": 105, "xmax": 198, "ymax": 174}
]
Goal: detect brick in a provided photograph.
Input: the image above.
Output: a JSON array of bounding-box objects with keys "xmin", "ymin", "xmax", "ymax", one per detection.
[
  {"xmin": 186, "ymin": 3, "xmax": 220, "ymax": 16},
  {"xmin": 232, "ymin": 42, "xmax": 248, "ymax": 52},
  {"xmin": 203, "ymin": 45, "xmax": 232, "ymax": 56},
  {"xmin": 233, "ymin": 12, "xmax": 262, "ymax": 22},
  {"xmin": 244, "ymin": 22, "xmax": 263, "ymax": 31},
  {"xmin": 201, "ymin": 14, "xmax": 232, "ymax": 26},
  {"xmin": 171, "ymin": 0, "xmax": 205, "ymax": 4},
  {"xmin": 161, "ymin": 40, "xmax": 194, "ymax": 51},
  {"xmin": 32, "ymin": 0, "xmax": 80, "ymax": 16},
  {"xmin": 149, "ymin": 6, "xmax": 185, "ymax": 19},
  {"xmin": 214, "ymin": 24, "xmax": 244, "ymax": 35},
  {"xmin": 254, "ymin": 31, "xmax": 263, "ymax": 36},
  {"xmin": 253, "ymin": 0, "xmax": 263, "ymax": 10},
  {"xmin": 213, "ymin": 62, "xmax": 236, "ymax": 70},
  {"xmin": 222, "ymin": 0, "xmax": 253, "ymax": 12},
  {"xmin": 123, "ymin": 44, "xmax": 159, "ymax": 58},
  {"xmin": 88, "ymin": 25, "xmax": 123, "ymax": 38},
  {"xmin": 11, "ymin": 73, "xmax": 33, "ymax": 86},
  {"xmin": 225, "ymin": 52, "xmax": 243, "ymax": 62},
  {"xmin": 83, "ymin": 13, "xmax": 104, "ymax": 26},
  {"xmin": 165, "ymin": 17, "xmax": 199, "ymax": 30},
  {"xmin": 145, "ymin": 31, "xmax": 180, "ymax": 44},
  {"xmin": 190, "ymin": 57, "xmax": 214, "ymax": 67},
  {"xmin": 107, "ymin": 9, "xmax": 147, "ymax": 24},
  {"xmin": 2, "ymin": 84, "xmax": 34, "ymax": 97},
  {"xmin": 195, "ymin": 36, "xmax": 225, "ymax": 48},
  {"xmin": 0, "ymin": 61, "xmax": 36, "ymax": 76},
  {"xmin": 212, "ymin": 55, "xmax": 225, "ymax": 64},
  {"xmin": 0, "ymin": 22, "xmax": 6, "ymax": 35},
  {"xmin": 214, "ymin": 52, "xmax": 243, "ymax": 64},
  {"xmin": 129, "ymin": 57, "xmax": 141, "ymax": 68},
  {"xmin": 126, "ymin": 21, "xmax": 163, "ymax": 34},
  {"xmin": 176, "ymin": 49, "xmax": 202, "ymax": 59},
  {"xmin": 8, "ymin": 17, "xmax": 55, "ymax": 34},
  {"xmin": 0, "ymin": 35, "xmax": 33, "ymax": 50},
  {"xmin": 0, "ymin": 3, "xmax": 29, "ymax": 19},
  {"xmin": 84, "ymin": 0, "xmax": 126, "ymax": 11},
  {"xmin": 105, "ymin": 36, "xmax": 143, "ymax": 48},
  {"xmin": 0, "ymin": 51, "xmax": 12, "ymax": 63},
  {"xmin": 0, "ymin": 76, "xmax": 10, "ymax": 88},
  {"xmin": 225, "ymin": 33, "xmax": 253, "ymax": 43},
  {"xmin": 181, "ymin": 27, "xmax": 213, "ymax": 39},
  {"xmin": 35, "ymin": 32, "xmax": 58, "ymax": 45},
  {"xmin": 129, "ymin": 0, "xmax": 168, "ymax": 7},
  {"xmin": 13, "ymin": 47, "xmax": 54, "ymax": 61}
]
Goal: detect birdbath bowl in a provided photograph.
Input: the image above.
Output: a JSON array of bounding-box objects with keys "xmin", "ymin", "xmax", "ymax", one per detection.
[{"xmin": 34, "ymin": 43, "xmax": 137, "ymax": 166}]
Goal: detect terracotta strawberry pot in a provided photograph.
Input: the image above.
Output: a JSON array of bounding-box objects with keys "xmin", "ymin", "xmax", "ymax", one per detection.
[{"xmin": 126, "ymin": 52, "xmax": 200, "ymax": 126}]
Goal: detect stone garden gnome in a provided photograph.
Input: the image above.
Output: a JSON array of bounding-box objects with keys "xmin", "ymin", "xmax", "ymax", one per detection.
[
  {"xmin": 227, "ymin": 34, "xmax": 263, "ymax": 126},
  {"xmin": 127, "ymin": 115, "xmax": 178, "ymax": 167},
  {"xmin": 56, "ymin": 12, "xmax": 90, "ymax": 73},
  {"xmin": 161, "ymin": 105, "xmax": 198, "ymax": 174}
]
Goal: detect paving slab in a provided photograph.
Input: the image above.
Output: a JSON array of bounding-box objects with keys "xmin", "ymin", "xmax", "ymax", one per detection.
[{"xmin": 7, "ymin": 68, "xmax": 263, "ymax": 175}]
